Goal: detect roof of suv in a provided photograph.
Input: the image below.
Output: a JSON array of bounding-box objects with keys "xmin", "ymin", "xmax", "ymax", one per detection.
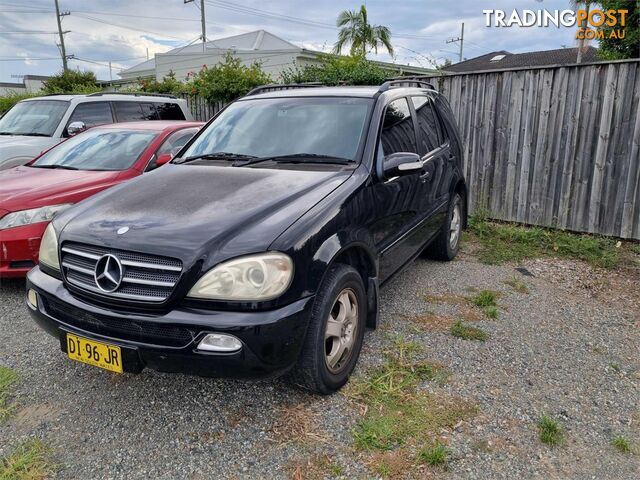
[
  {"xmin": 243, "ymin": 85, "xmax": 437, "ymax": 100},
  {"xmin": 23, "ymin": 94, "xmax": 182, "ymax": 103}
]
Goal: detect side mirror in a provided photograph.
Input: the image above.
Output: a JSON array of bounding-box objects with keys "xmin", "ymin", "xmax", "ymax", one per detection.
[
  {"xmin": 67, "ymin": 121, "xmax": 86, "ymax": 136},
  {"xmin": 383, "ymin": 152, "xmax": 422, "ymax": 178},
  {"xmin": 156, "ymin": 152, "xmax": 173, "ymax": 167}
]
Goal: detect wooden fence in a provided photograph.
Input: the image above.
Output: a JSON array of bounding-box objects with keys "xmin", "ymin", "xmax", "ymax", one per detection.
[
  {"xmin": 182, "ymin": 59, "xmax": 640, "ymax": 240},
  {"xmin": 423, "ymin": 60, "xmax": 640, "ymax": 240}
]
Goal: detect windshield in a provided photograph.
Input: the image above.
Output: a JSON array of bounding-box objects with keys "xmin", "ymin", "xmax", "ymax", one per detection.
[
  {"xmin": 0, "ymin": 100, "xmax": 69, "ymax": 137},
  {"xmin": 32, "ymin": 129, "xmax": 157, "ymax": 171},
  {"xmin": 181, "ymin": 97, "xmax": 373, "ymax": 164}
]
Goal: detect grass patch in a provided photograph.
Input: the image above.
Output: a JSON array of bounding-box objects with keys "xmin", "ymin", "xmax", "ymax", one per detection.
[
  {"xmin": 418, "ymin": 442, "xmax": 450, "ymax": 468},
  {"xmin": 504, "ymin": 276, "xmax": 529, "ymax": 293},
  {"xmin": 0, "ymin": 365, "xmax": 18, "ymax": 422},
  {"xmin": 348, "ymin": 344, "xmax": 474, "ymax": 461},
  {"xmin": 470, "ymin": 290, "xmax": 498, "ymax": 308},
  {"xmin": 469, "ymin": 290, "xmax": 499, "ymax": 318},
  {"xmin": 450, "ymin": 321, "xmax": 488, "ymax": 341},
  {"xmin": 468, "ymin": 213, "xmax": 620, "ymax": 268},
  {"xmin": 537, "ymin": 415, "xmax": 564, "ymax": 447},
  {"xmin": 611, "ymin": 436, "xmax": 633, "ymax": 454},
  {"xmin": 0, "ymin": 440, "xmax": 54, "ymax": 480}
]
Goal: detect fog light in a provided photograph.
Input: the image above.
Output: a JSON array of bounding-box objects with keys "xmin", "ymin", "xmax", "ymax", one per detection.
[
  {"xmin": 197, "ymin": 333, "xmax": 242, "ymax": 353},
  {"xmin": 27, "ymin": 289, "xmax": 38, "ymax": 310}
]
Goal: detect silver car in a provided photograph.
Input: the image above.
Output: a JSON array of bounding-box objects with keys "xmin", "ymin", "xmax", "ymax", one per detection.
[{"xmin": 0, "ymin": 93, "xmax": 193, "ymax": 170}]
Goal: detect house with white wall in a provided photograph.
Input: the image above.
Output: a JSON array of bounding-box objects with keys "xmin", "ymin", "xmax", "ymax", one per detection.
[{"xmin": 119, "ymin": 30, "xmax": 434, "ymax": 82}]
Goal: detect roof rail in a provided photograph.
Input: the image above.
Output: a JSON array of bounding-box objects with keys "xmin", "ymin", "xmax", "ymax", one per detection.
[
  {"xmin": 245, "ymin": 82, "xmax": 324, "ymax": 97},
  {"xmin": 86, "ymin": 92, "xmax": 177, "ymax": 99},
  {"xmin": 378, "ymin": 78, "xmax": 436, "ymax": 93}
]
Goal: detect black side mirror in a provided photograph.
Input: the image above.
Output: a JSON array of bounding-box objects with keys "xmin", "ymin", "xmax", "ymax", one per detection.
[{"xmin": 383, "ymin": 152, "xmax": 422, "ymax": 179}]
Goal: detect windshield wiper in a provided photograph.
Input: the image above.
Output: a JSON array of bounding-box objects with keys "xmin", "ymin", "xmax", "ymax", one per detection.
[
  {"xmin": 31, "ymin": 165, "xmax": 80, "ymax": 170},
  {"xmin": 234, "ymin": 153, "xmax": 353, "ymax": 167},
  {"xmin": 174, "ymin": 152, "xmax": 257, "ymax": 164}
]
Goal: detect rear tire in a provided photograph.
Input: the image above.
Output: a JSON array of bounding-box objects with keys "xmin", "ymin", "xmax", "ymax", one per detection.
[
  {"xmin": 286, "ymin": 264, "xmax": 366, "ymax": 394},
  {"xmin": 423, "ymin": 192, "xmax": 463, "ymax": 261}
]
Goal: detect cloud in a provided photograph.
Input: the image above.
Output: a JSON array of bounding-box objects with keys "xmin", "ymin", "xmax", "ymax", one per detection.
[{"xmin": 0, "ymin": 0, "xmax": 584, "ymax": 82}]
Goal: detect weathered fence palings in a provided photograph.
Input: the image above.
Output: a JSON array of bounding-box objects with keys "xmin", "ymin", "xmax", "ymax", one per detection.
[
  {"xmin": 181, "ymin": 59, "xmax": 640, "ymax": 240},
  {"xmin": 425, "ymin": 60, "xmax": 640, "ymax": 240}
]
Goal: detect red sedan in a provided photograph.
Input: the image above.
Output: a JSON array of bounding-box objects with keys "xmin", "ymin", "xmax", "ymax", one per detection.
[{"xmin": 0, "ymin": 120, "xmax": 203, "ymax": 278}]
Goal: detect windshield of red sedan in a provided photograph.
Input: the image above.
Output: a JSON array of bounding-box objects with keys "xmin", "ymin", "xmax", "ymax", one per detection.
[{"xmin": 31, "ymin": 129, "xmax": 157, "ymax": 171}]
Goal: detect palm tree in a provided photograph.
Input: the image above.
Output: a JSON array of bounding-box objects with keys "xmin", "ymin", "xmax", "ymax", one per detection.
[
  {"xmin": 333, "ymin": 5, "xmax": 393, "ymax": 57},
  {"xmin": 570, "ymin": 0, "xmax": 596, "ymax": 63}
]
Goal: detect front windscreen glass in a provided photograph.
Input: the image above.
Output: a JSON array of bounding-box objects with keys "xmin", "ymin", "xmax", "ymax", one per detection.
[
  {"xmin": 32, "ymin": 129, "xmax": 157, "ymax": 171},
  {"xmin": 181, "ymin": 97, "xmax": 373, "ymax": 164},
  {"xmin": 0, "ymin": 100, "xmax": 69, "ymax": 137}
]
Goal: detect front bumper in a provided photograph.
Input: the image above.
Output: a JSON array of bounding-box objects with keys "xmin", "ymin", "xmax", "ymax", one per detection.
[
  {"xmin": 0, "ymin": 222, "xmax": 47, "ymax": 278},
  {"xmin": 26, "ymin": 266, "xmax": 314, "ymax": 379}
]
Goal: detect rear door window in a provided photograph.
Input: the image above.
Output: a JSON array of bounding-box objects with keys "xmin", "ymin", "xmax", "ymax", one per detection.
[
  {"xmin": 379, "ymin": 98, "xmax": 418, "ymax": 160},
  {"xmin": 67, "ymin": 102, "xmax": 113, "ymax": 129},
  {"xmin": 113, "ymin": 102, "xmax": 145, "ymax": 122},
  {"xmin": 155, "ymin": 102, "xmax": 185, "ymax": 120},
  {"xmin": 411, "ymin": 96, "xmax": 444, "ymax": 153}
]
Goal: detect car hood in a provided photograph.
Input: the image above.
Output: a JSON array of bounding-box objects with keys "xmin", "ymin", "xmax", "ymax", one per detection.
[
  {"xmin": 57, "ymin": 163, "xmax": 354, "ymax": 269},
  {"xmin": 0, "ymin": 136, "xmax": 59, "ymax": 170},
  {"xmin": 0, "ymin": 166, "xmax": 122, "ymax": 211}
]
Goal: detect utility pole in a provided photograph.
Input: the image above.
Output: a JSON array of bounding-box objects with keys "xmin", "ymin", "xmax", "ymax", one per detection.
[
  {"xmin": 184, "ymin": 0, "xmax": 206, "ymax": 52},
  {"xmin": 446, "ymin": 22, "xmax": 465, "ymax": 63},
  {"xmin": 54, "ymin": 0, "xmax": 71, "ymax": 70}
]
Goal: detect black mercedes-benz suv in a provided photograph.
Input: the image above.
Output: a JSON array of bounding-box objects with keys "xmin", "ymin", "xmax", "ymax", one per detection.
[{"xmin": 26, "ymin": 80, "xmax": 467, "ymax": 394}]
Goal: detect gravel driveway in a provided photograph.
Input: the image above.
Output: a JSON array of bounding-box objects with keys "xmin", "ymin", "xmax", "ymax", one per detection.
[{"xmin": 1, "ymin": 251, "xmax": 638, "ymax": 479}]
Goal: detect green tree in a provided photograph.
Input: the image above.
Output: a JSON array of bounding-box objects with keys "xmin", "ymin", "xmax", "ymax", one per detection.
[
  {"xmin": 281, "ymin": 55, "xmax": 394, "ymax": 86},
  {"xmin": 42, "ymin": 69, "xmax": 99, "ymax": 94},
  {"xmin": 139, "ymin": 71, "xmax": 186, "ymax": 95},
  {"xmin": 597, "ymin": 0, "xmax": 639, "ymax": 60},
  {"xmin": 333, "ymin": 5, "xmax": 393, "ymax": 57},
  {"xmin": 186, "ymin": 53, "xmax": 271, "ymax": 103}
]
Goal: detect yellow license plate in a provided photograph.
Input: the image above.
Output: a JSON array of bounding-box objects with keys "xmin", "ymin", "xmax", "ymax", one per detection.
[{"xmin": 66, "ymin": 334, "xmax": 123, "ymax": 373}]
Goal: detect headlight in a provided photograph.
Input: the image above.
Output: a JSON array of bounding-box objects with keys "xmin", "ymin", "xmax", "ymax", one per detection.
[
  {"xmin": 188, "ymin": 252, "xmax": 293, "ymax": 301},
  {"xmin": 0, "ymin": 204, "xmax": 72, "ymax": 230},
  {"xmin": 39, "ymin": 223, "xmax": 60, "ymax": 271}
]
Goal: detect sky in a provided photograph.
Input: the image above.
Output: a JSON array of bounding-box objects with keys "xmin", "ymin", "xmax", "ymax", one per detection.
[{"xmin": 0, "ymin": 0, "xmax": 584, "ymax": 83}]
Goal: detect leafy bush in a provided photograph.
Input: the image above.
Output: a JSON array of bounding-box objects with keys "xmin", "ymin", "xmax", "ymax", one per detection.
[
  {"xmin": 281, "ymin": 54, "xmax": 393, "ymax": 86},
  {"xmin": 139, "ymin": 71, "xmax": 186, "ymax": 95},
  {"xmin": 0, "ymin": 92, "xmax": 37, "ymax": 114},
  {"xmin": 186, "ymin": 53, "xmax": 272, "ymax": 103},
  {"xmin": 42, "ymin": 69, "xmax": 100, "ymax": 94}
]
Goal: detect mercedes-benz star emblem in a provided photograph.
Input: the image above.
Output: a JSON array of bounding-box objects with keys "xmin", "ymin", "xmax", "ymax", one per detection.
[{"xmin": 94, "ymin": 254, "xmax": 124, "ymax": 293}]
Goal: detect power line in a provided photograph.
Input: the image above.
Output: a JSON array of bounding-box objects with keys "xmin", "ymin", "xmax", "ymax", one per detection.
[{"xmin": 72, "ymin": 13, "xmax": 190, "ymax": 41}]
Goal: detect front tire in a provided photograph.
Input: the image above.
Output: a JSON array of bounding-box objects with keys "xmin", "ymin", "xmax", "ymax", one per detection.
[
  {"xmin": 423, "ymin": 192, "xmax": 463, "ymax": 261},
  {"xmin": 287, "ymin": 264, "xmax": 366, "ymax": 394}
]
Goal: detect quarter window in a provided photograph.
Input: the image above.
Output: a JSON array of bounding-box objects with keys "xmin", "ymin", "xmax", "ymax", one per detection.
[
  {"xmin": 412, "ymin": 96, "xmax": 445, "ymax": 152},
  {"xmin": 379, "ymin": 98, "xmax": 418, "ymax": 159},
  {"xmin": 155, "ymin": 102, "xmax": 185, "ymax": 120},
  {"xmin": 67, "ymin": 102, "xmax": 113, "ymax": 130}
]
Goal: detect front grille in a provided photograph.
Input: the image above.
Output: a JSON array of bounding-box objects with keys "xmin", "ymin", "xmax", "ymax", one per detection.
[
  {"xmin": 60, "ymin": 242, "xmax": 183, "ymax": 303},
  {"xmin": 42, "ymin": 296, "xmax": 194, "ymax": 347}
]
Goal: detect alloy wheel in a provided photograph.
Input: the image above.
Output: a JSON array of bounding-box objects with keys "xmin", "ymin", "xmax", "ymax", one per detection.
[{"xmin": 324, "ymin": 288, "xmax": 359, "ymax": 373}]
